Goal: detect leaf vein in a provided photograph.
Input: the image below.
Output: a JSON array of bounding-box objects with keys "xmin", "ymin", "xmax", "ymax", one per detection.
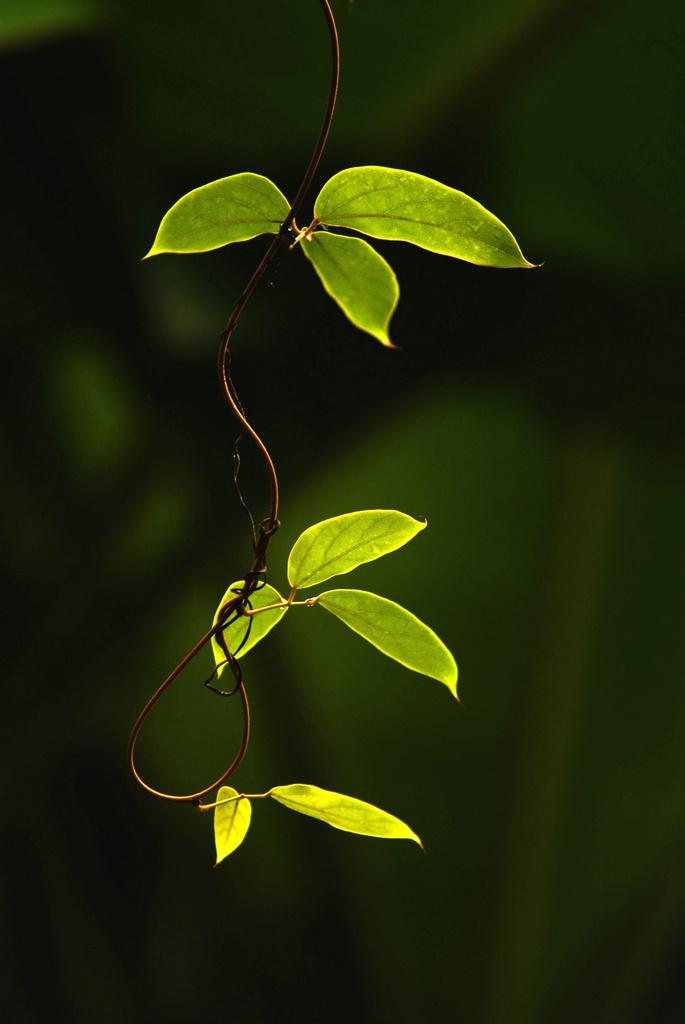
[
  {"xmin": 312, "ymin": 236, "xmax": 384, "ymax": 328},
  {"xmin": 324, "ymin": 213, "xmax": 516, "ymax": 260},
  {"xmin": 276, "ymin": 797, "xmax": 382, "ymax": 830},
  {"xmin": 323, "ymin": 600, "xmax": 431, "ymax": 663},
  {"xmin": 295, "ymin": 513, "xmax": 399, "ymax": 586}
]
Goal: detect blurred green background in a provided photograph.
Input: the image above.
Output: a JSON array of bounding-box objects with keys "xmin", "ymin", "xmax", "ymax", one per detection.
[{"xmin": 2, "ymin": 0, "xmax": 684, "ymax": 1020}]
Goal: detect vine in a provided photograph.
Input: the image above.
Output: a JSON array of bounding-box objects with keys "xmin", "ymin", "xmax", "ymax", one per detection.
[{"xmin": 129, "ymin": 0, "xmax": 534, "ymax": 865}]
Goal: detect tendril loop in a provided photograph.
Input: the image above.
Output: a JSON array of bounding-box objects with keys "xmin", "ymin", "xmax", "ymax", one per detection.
[{"xmin": 127, "ymin": 0, "xmax": 339, "ymax": 805}]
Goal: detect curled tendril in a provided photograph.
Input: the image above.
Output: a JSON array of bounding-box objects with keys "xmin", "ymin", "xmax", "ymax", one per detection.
[{"xmin": 127, "ymin": 0, "xmax": 339, "ymax": 806}]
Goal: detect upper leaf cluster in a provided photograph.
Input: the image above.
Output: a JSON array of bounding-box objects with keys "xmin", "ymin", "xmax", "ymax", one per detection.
[{"xmin": 146, "ymin": 166, "xmax": 535, "ymax": 346}]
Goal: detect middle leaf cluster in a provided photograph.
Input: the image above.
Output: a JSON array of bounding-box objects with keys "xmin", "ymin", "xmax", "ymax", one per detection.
[{"xmin": 211, "ymin": 509, "xmax": 458, "ymax": 698}]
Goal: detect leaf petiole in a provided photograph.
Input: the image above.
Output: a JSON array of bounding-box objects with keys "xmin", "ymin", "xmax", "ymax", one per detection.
[
  {"xmin": 241, "ymin": 596, "xmax": 319, "ymax": 617},
  {"xmin": 201, "ymin": 790, "xmax": 273, "ymax": 811}
]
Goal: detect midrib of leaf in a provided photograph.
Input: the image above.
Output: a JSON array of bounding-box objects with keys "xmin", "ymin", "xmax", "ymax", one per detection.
[
  {"xmin": 310, "ymin": 235, "xmax": 385, "ymax": 330},
  {"xmin": 166, "ymin": 205, "xmax": 282, "ymax": 242},
  {"xmin": 168, "ymin": 217, "xmax": 278, "ymax": 242},
  {"xmin": 326, "ymin": 190, "xmax": 479, "ymax": 221},
  {"xmin": 292, "ymin": 511, "xmax": 398, "ymax": 586},
  {"xmin": 223, "ymin": 799, "xmax": 243, "ymax": 826},
  {"xmin": 164, "ymin": 181, "xmax": 287, "ymax": 244},
  {"xmin": 319, "ymin": 183, "xmax": 523, "ymax": 262},
  {"xmin": 273, "ymin": 794, "xmax": 382, "ymax": 831},
  {"xmin": 321, "ymin": 596, "xmax": 442, "ymax": 668},
  {"xmin": 327, "ymin": 212, "xmax": 519, "ymax": 262},
  {"xmin": 321, "ymin": 180, "xmax": 489, "ymax": 222}
]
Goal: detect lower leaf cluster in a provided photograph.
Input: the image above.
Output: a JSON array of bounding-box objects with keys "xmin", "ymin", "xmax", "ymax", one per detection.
[
  {"xmin": 214, "ymin": 783, "xmax": 423, "ymax": 865},
  {"xmin": 209, "ymin": 509, "xmax": 457, "ymax": 864}
]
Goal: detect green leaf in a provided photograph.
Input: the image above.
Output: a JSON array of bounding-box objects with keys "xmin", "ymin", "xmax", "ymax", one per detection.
[
  {"xmin": 318, "ymin": 589, "xmax": 458, "ymax": 698},
  {"xmin": 145, "ymin": 173, "xmax": 290, "ymax": 256},
  {"xmin": 269, "ymin": 784, "xmax": 422, "ymax": 846},
  {"xmin": 287, "ymin": 510, "xmax": 426, "ymax": 591},
  {"xmin": 211, "ymin": 581, "xmax": 286, "ymax": 677},
  {"xmin": 214, "ymin": 787, "xmax": 251, "ymax": 865},
  {"xmin": 314, "ymin": 166, "xmax": 535, "ymax": 269},
  {"xmin": 301, "ymin": 230, "xmax": 399, "ymax": 346}
]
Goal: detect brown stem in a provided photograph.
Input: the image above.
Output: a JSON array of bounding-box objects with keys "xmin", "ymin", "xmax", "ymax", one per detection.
[
  {"xmin": 217, "ymin": 0, "xmax": 339, "ymax": 532},
  {"xmin": 128, "ymin": 0, "xmax": 340, "ymax": 804},
  {"xmin": 282, "ymin": 0, "xmax": 339, "ymax": 234},
  {"xmin": 126, "ymin": 608, "xmax": 250, "ymax": 804}
]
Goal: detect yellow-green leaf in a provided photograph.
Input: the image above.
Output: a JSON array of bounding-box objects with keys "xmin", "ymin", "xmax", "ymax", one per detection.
[
  {"xmin": 145, "ymin": 173, "xmax": 290, "ymax": 256},
  {"xmin": 315, "ymin": 166, "xmax": 535, "ymax": 269},
  {"xmin": 301, "ymin": 230, "xmax": 399, "ymax": 346},
  {"xmin": 214, "ymin": 788, "xmax": 251, "ymax": 865},
  {"xmin": 211, "ymin": 580, "xmax": 286, "ymax": 677},
  {"xmin": 317, "ymin": 589, "xmax": 458, "ymax": 698},
  {"xmin": 269, "ymin": 784, "xmax": 422, "ymax": 846},
  {"xmin": 287, "ymin": 509, "xmax": 426, "ymax": 591}
]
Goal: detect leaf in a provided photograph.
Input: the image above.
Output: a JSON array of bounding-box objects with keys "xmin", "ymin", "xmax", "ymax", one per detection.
[
  {"xmin": 214, "ymin": 787, "xmax": 251, "ymax": 865},
  {"xmin": 314, "ymin": 166, "xmax": 535, "ymax": 269},
  {"xmin": 211, "ymin": 581, "xmax": 286, "ymax": 677},
  {"xmin": 301, "ymin": 230, "xmax": 399, "ymax": 346},
  {"xmin": 318, "ymin": 589, "xmax": 458, "ymax": 698},
  {"xmin": 145, "ymin": 173, "xmax": 290, "ymax": 256},
  {"xmin": 287, "ymin": 510, "xmax": 426, "ymax": 591},
  {"xmin": 269, "ymin": 784, "xmax": 422, "ymax": 846}
]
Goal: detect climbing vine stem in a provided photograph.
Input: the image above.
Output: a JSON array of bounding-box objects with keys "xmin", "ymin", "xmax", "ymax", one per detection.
[
  {"xmin": 216, "ymin": 0, "xmax": 339, "ymax": 534},
  {"xmin": 129, "ymin": 0, "xmax": 530, "ymax": 843},
  {"xmin": 127, "ymin": 0, "xmax": 340, "ymax": 806}
]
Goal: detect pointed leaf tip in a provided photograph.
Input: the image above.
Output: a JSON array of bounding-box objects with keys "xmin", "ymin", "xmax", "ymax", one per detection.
[
  {"xmin": 318, "ymin": 589, "xmax": 458, "ymax": 697},
  {"xmin": 287, "ymin": 510, "xmax": 426, "ymax": 590},
  {"xmin": 269, "ymin": 784, "xmax": 422, "ymax": 846},
  {"xmin": 302, "ymin": 230, "xmax": 399, "ymax": 345},
  {"xmin": 314, "ymin": 166, "xmax": 534, "ymax": 269},
  {"xmin": 146, "ymin": 173, "xmax": 290, "ymax": 256}
]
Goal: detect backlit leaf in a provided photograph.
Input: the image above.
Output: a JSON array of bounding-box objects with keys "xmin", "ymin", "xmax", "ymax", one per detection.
[
  {"xmin": 287, "ymin": 510, "xmax": 426, "ymax": 590},
  {"xmin": 145, "ymin": 173, "xmax": 290, "ymax": 256},
  {"xmin": 269, "ymin": 783, "xmax": 422, "ymax": 846},
  {"xmin": 211, "ymin": 581, "xmax": 286, "ymax": 677},
  {"xmin": 314, "ymin": 166, "xmax": 535, "ymax": 269},
  {"xmin": 214, "ymin": 787, "xmax": 251, "ymax": 865},
  {"xmin": 318, "ymin": 589, "xmax": 458, "ymax": 698},
  {"xmin": 301, "ymin": 230, "xmax": 399, "ymax": 346}
]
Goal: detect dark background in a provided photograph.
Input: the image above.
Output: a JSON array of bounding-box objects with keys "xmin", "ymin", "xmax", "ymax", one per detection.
[{"xmin": 2, "ymin": 0, "xmax": 684, "ymax": 1021}]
